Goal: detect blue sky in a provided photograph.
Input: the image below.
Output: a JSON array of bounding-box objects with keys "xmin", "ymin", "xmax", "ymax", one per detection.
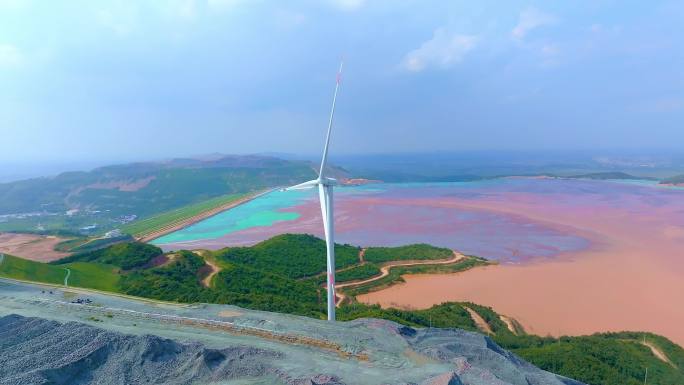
[{"xmin": 0, "ymin": 0, "xmax": 682, "ymax": 163}]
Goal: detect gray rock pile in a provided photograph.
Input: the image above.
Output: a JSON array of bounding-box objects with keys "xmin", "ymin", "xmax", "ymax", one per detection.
[
  {"xmin": 395, "ymin": 321, "xmax": 585, "ymax": 385},
  {"xmin": 0, "ymin": 314, "xmax": 586, "ymax": 385},
  {"xmin": 0, "ymin": 314, "xmax": 281, "ymax": 385}
]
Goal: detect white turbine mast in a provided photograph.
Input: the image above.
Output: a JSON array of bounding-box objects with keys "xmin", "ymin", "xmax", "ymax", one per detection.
[{"xmin": 283, "ymin": 61, "xmax": 343, "ymax": 321}]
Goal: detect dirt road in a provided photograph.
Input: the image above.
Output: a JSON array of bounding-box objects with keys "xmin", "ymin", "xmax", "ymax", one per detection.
[
  {"xmin": 336, "ymin": 251, "xmax": 465, "ymax": 290},
  {"xmin": 201, "ymin": 259, "xmax": 221, "ymax": 288},
  {"xmin": 334, "ymin": 251, "xmax": 465, "ymax": 307}
]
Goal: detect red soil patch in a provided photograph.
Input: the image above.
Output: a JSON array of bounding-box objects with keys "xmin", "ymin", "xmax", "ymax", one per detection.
[{"xmin": 0, "ymin": 233, "xmax": 71, "ymax": 262}]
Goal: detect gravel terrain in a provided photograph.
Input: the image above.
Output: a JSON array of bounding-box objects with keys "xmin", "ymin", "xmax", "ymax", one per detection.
[
  {"xmin": 0, "ymin": 279, "xmax": 585, "ymax": 385},
  {"xmin": 0, "ymin": 315, "xmax": 281, "ymax": 385}
]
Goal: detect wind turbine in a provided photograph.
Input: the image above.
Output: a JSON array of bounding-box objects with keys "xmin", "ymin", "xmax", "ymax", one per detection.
[{"xmin": 284, "ymin": 61, "xmax": 343, "ymax": 321}]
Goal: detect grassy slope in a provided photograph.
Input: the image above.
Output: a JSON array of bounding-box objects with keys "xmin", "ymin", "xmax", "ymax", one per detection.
[
  {"xmin": 0, "ymin": 254, "xmax": 119, "ymax": 291},
  {"xmin": 120, "ymin": 193, "xmax": 245, "ymax": 238},
  {"xmin": 0, "ymin": 254, "xmax": 66, "ymax": 285},
  {"xmin": 3, "ymin": 237, "xmax": 684, "ymax": 385},
  {"xmin": 52, "ymin": 242, "xmax": 162, "ymax": 270},
  {"xmin": 61, "ymin": 262, "xmax": 120, "ymax": 291}
]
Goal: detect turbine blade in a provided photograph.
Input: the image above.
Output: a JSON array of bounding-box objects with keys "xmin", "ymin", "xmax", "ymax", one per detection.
[
  {"xmin": 318, "ymin": 60, "xmax": 344, "ymax": 178},
  {"xmin": 283, "ymin": 179, "xmax": 319, "ymax": 191}
]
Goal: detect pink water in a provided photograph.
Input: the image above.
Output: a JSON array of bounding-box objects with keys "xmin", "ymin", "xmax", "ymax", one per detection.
[{"xmin": 160, "ymin": 178, "xmax": 684, "ymax": 263}]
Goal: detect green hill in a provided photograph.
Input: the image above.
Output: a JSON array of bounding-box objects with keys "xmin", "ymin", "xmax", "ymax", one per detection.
[
  {"xmin": 569, "ymin": 171, "xmax": 646, "ymax": 180},
  {"xmin": 2, "ymin": 236, "xmax": 684, "ymax": 385},
  {"xmin": 216, "ymin": 234, "xmax": 360, "ymax": 279},
  {"xmin": 0, "ymin": 155, "xmax": 317, "ymax": 235}
]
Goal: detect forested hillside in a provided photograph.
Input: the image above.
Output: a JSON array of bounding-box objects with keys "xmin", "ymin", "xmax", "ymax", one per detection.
[
  {"xmin": 3, "ymin": 234, "xmax": 684, "ymax": 385},
  {"xmin": 0, "ymin": 155, "xmax": 317, "ymax": 234}
]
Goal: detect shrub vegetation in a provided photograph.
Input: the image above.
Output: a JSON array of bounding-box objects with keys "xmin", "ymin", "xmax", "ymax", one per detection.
[
  {"xmin": 364, "ymin": 244, "xmax": 452, "ymax": 263},
  {"xmin": 216, "ymin": 234, "xmax": 359, "ymax": 279},
  {"xmin": 4, "ymin": 236, "xmax": 684, "ymax": 385}
]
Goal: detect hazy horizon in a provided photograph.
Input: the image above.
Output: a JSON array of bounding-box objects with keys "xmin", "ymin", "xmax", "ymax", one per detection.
[
  {"xmin": 1, "ymin": 0, "xmax": 683, "ymax": 163},
  {"xmin": 2, "ymin": 148, "xmax": 684, "ymax": 183}
]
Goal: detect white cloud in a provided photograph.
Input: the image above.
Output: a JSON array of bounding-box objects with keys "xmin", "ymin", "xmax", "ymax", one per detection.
[
  {"xmin": 401, "ymin": 29, "xmax": 478, "ymax": 72},
  {"xmin": 512, "ymin": 8, "xmax": 556, "ymax": 40},
  {"xmin": 329, "ymin": 0, "xmax": 366, "ymax": 11},
  {"xmin": 0, "ymin": 44, "xmax": 23, "ymax": 68}
]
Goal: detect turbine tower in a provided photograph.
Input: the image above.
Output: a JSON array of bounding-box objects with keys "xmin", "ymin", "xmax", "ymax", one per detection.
[{"xmin": 284, "ymin": 61, "xmax": 343, "ymax": 321}]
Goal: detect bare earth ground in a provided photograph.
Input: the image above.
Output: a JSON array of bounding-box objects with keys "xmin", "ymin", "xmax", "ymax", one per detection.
[
  {"xmin": 464, "ymin": 306, "xmax": 493, "ymax": 335},
  {"xmin": 498, "ymin": 315, "xmax": 519, "ymax": 335},
  {"xmin": 359, "ymin": 196, "xmax": 684, "ymax": 346},
  {"xmin": 201, "ymin": 259, "xmax": 221, "ymax": 288},
  {"xmin": 642, "ymin": 340, "xmax": 675, "ymax": 366},
  {"xmin": 0, "ymin": 233, "xmax": 70, "ymax": 262}
]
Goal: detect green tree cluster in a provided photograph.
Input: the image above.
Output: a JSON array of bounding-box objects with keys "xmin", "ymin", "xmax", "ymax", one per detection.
[
  {"xmin": 216, "ymin": 234, "xmax": 359, "ymax": 279},
  {"xmin": 364, "ymin": 244, "xmax": 452, "ymax": 263}
]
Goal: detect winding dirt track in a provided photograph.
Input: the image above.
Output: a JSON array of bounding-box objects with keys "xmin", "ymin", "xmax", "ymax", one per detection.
[
  {"xmin": 201, "ymin": 259, "xmax": 221, "ymax": 288},
  {"xmin": 334, "ymin": 251, "xmax": 465, "ymax": 307},
  {"xmin": 641, "ymin": 341, "xmax": 675, "ymax": 367}
]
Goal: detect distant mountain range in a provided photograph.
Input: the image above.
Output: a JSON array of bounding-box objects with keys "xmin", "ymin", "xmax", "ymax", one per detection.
[
  {"xmin": 0, "ymin": 155, "xmax": 321, "ymax": 235},
  {"xmin": 661, "ymin": 175, "xmax": 684, "ymax": 186},
  {"xmin": 331, "ymin": 150, "xmax": 684, "ymax": 182},
  {"xmin": 1, "ymin": 151, "xmax": 682, "ymax": 236}
]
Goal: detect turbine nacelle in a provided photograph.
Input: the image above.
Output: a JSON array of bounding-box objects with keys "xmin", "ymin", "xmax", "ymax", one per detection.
[{"xmin": 283, "ymin": 177, "xmax": 337, "ymax": 191}]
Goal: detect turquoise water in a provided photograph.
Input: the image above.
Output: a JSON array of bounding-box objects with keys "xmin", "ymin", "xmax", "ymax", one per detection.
[
  {"xmin": 153, "ymin": 178, "xmax": 681, "ymax": 255},
  {"xmin": 152, "ymin": 189, "xmax": 314, "ymax": 244}
]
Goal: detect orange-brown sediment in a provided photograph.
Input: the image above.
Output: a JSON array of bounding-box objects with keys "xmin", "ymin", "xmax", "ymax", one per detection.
[{"xmin": 359, "ymin": 197, "xmax": 684, "ymax": 346}]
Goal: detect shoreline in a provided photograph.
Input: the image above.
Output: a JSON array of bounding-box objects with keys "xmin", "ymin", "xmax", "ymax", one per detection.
[
  {"xmin": 140, "ymin": 188, "xmax": 275, "ymax": 243},
  {"xmin": 358, "ymin": 196, "xmax": 684, "ymax": 346}
]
